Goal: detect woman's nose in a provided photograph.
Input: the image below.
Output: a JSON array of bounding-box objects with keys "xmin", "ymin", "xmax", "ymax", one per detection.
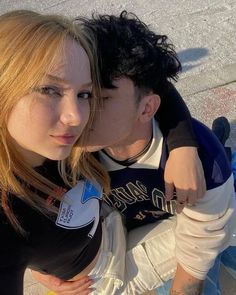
[{"xmin": 59, "ymin": 95, "xmax": 84, "ymax": 126}]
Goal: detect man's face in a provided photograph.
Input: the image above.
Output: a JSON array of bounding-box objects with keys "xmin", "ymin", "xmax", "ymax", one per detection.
[{"xmin": 85, "ymin": 77, "xmax": 140, "ymax": 152}]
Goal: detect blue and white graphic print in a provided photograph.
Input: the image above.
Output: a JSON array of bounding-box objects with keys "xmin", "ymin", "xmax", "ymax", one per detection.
[{"xmin": 56, "ymin": 180, "xmax": 102, "ymax": 237}]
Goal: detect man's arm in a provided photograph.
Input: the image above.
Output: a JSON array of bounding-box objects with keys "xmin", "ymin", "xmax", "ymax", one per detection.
[
  {"xmin": 155, "ymin": 82, "xmax": 197, "ymax": 150},
  {"xmin": 155, "ymin": 83, "xmax": 206, "ymax": 207},
  {"xmin": 31, "ymin": 271, "xmax": 93, "ymax": 295},
  {"xmin": 170, "ymin": 264, "xmax": 203, "ymax": 295},
  {"xmin": 164, "ymin": 146, "xmax": 206, "ymax": 212},
  {"xmin": 175, "ymin": 175, "xmax": 235, "ymax": 286}
]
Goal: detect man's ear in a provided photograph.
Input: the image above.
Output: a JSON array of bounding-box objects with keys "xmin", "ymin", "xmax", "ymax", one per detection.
[{"xmin": 138, "ymin": 94, "xmax": 161, "ymax": 123}]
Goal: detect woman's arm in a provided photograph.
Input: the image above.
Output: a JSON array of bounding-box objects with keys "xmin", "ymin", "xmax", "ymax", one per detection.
[
  {"xmin": 0, "ymin": 267, "xmax": 25, "ymax": 295},
  {"xmin": 0, "ymin": 220, "xmax": 27, "ymax": 295}
]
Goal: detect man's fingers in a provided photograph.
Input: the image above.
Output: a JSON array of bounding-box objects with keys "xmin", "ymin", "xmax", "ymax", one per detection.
[
  {"xmin": 197, "ymin": 177, "xmax": 206, "ymax": 200},
  {"xmin": 176, "ymin": 201, "xmax": 185, "ymax": 214},
  {"xmin": 69, "ymin": 277, "xmax": 93, "ymax": 289},
  {"xmin": 54, "ymin": 277, "xmax": 93, "ymax": 292},
  {"xmin": 175, "ymin": 188, "xmax": 188, "ymax": 203},
  {"xmin": 49, "ymin": 276, "xmax": 63, "ymax": 287},
  {"xmin": 175, "ymin": 189, "xmax": 188, "ymax": 213},
  {"xmin": 165, "ymin": 181, "xmax": 174, "ymax": 201},
  {"xmin": 69, "ymin": 279, "xmax": 93, "ymax": 294},
  {"xmin": 31, "ymin": 270, "xmax": 63, "ymax": 288},
  {"xmin": 31, "ymin": 269, "xmax": 94, "ymax": 294},
  {"xmin": 186, "ymin": 192, "xmax": 198, "ymax": 205},
  {"xmin": 193, "ymin": 160, "xmax": 206, "ymax": 200}
]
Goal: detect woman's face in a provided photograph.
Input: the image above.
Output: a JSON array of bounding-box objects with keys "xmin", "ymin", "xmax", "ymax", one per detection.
[{"xmin": 7, "ymin": 38, "xmax": 92, "ymax": 167}]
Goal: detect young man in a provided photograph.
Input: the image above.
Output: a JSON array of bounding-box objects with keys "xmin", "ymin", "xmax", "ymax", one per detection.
[
  {"xmin": 81, "ymin": 12, "xmax": 235, "ymax": 294},
  {"xmin": 32, "ymin": 12, "xmax": 236, "ymax": 295}
]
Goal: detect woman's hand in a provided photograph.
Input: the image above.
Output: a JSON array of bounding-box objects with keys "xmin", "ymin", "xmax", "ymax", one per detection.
[
  {"xmin": 31, "ymin": 270, "xmax": 93, "ymax": 295},
  {"xmin": 164, "ymin": 147, "xmax": 206, "ymax": 213}
]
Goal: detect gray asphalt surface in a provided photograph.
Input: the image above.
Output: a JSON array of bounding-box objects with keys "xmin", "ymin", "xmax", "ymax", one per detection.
[{"xmin": 1, "ymin": 0, "xmax": 235, "ymax": 142}]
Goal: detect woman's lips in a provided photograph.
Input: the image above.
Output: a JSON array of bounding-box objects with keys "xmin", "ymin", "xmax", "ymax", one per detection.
[{"xmin": 51, "ymin": 134, "xmax": 76, "ymax": 145}]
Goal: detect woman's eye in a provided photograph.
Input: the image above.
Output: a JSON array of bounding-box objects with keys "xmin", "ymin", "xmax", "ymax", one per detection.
[
  {"xmin": 77, "ymin": 91, "xmax": 92, "ymax": 100},
  {"xmin": 34, "ymin": 86, "xmax": 61, "ymax": 97},
  {"xmin": 102, "ymin": 96, "xmax": 110, "ymax": 100}
]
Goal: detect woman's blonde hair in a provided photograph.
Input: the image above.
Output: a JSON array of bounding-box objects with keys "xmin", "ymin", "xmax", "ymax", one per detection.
[{"xmin": 0, "ymin": 10, "xmax": 109, "ymax": 234}]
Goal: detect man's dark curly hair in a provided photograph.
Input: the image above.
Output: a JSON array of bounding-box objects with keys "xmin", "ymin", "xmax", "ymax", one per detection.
[{"xmin": 76, "ymin": 11, "xmax": 181, "ymax": 97}]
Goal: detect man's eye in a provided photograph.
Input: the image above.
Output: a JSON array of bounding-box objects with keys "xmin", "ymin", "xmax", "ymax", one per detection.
[
  {"xmin": 77, "ymin": 91, "xmax": 92, "ymax": 99},
  {"xmin": 34, "ymin": 86, "xmax": 61, "ymax": 97}
]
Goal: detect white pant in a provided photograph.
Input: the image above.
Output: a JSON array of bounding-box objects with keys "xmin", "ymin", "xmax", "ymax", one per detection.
[{"xmin": 89, "ymin": 210, "xmax": 177, "ymax": 294}]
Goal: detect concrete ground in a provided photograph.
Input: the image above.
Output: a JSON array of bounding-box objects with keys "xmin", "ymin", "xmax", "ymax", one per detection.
[{"xmin": 0, "ymin": 0, "xmax": 235, "ymax": 294}]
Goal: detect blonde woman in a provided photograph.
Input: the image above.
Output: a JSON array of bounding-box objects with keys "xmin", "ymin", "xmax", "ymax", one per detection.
[{"xmin": 0, "ymin": 10, "xmax": 110, "ymax": 295}]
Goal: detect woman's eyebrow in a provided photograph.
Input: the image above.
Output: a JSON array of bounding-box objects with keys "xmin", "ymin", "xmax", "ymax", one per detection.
[
  {"xmin": 46, "ymin": 74, "xmax": 69, "ymax": 84},
  {"xmin": 46, "ymin": 75, "xmax": 93, "ymax": 88},
  {"xmin": 82, "ymin": 82, "xmax": 93, "ymax": 88}
]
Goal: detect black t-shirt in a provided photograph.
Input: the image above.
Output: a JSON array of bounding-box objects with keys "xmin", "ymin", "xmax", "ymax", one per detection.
[{"xmin": 0, "ymin": 161, "xmax": 102, "ymax": 295}]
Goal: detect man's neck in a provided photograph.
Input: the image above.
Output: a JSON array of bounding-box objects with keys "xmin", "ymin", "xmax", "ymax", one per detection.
[{"xmin": 104, "ymin": 122, "xmax": 153, "ymax": 161}]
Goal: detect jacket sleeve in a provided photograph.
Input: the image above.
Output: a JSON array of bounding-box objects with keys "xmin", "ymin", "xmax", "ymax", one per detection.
[
  {"xmin": 155, "ymin": 82, "xmax": 198, "ymax": 151},
  {"xmin": 175, "ymin": 174, "xmax": 236, "ymax": 279}
]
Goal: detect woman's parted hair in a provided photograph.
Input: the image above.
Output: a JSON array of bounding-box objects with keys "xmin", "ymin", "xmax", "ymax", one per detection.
[{"xmin": 0, "ymin": 10, "xmax": 109, "ymax": 234}]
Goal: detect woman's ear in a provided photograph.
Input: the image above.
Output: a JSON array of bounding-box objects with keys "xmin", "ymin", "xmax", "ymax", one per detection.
[{"xmin": 138, "ymin": 94, "xmax": 161, "ymax": 123}]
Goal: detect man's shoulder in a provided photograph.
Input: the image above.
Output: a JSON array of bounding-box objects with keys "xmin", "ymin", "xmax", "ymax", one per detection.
[{"xmin": 192, "ymin": 119, "xmax": 232, "ymax": 189}]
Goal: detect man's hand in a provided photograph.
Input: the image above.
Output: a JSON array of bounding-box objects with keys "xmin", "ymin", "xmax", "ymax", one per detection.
[
  {"xmin": 31, "ymin": 270, "xmax": 93, "ymax": 295},
  {"xmin": 170, "ymin": 264, "xmax": 203, "ymax": 295},
  {"xmin": 164, "ymin": 147, "xmax": 206, "ymax": 213}
]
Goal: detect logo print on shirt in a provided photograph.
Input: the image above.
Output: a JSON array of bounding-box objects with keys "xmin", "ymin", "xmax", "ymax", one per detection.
[
  {"xmin": 56, "ymin": 180, "xmax": 102, "ymax": 237},
  {"xmin": 82, "ymin": 181, "xmax": 101, "ymax": 203}
]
